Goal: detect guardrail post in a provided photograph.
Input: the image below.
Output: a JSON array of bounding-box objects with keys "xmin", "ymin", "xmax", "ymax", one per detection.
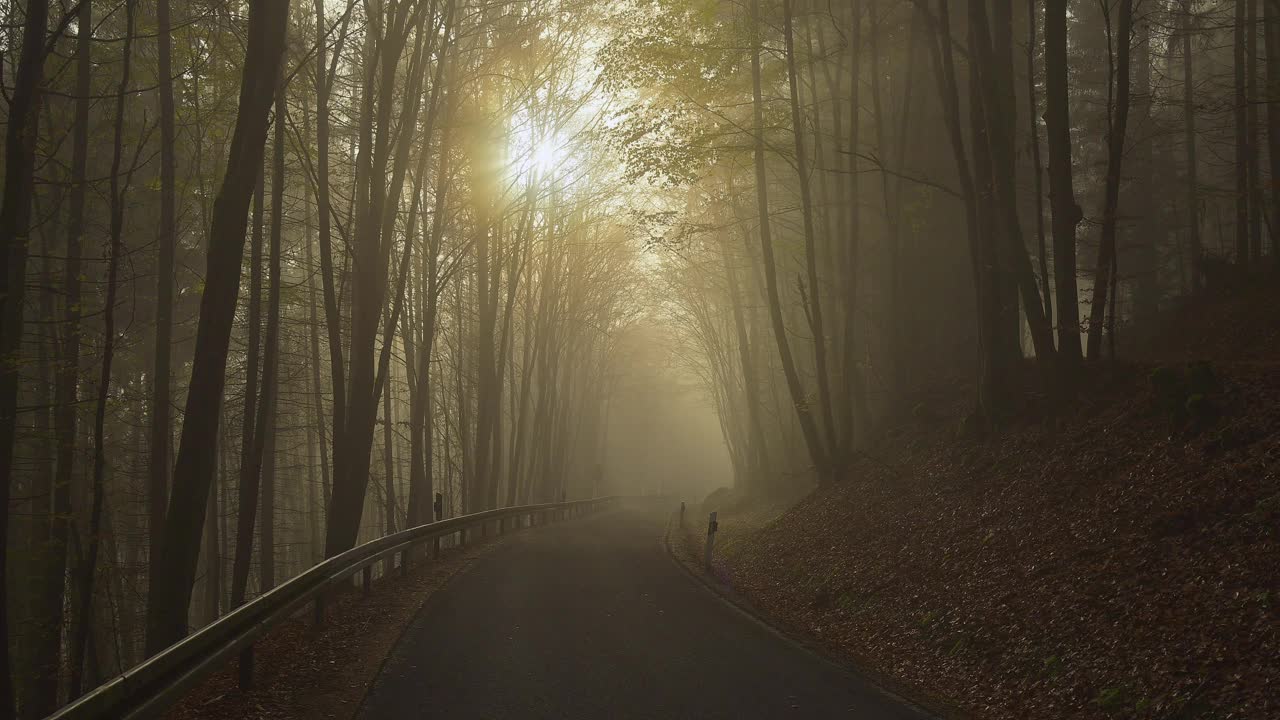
[
  {"xmin": 400, "ymin": 549, "xmax": 409, "ymax": 577},
  {"xmin": 433, "ymin": 536, "xmax": 440, "ymax": 560},
  {"xmin": 362, "ymin": 565, "xmax": 372, "ymax": 595},
  {"xmin": 704, "ymin": 511, "xmax": 718, "ymax": 571},
  {"xmin": 499, "ymin": 516, "xmax": 506, "ymax": 535},
  {"xmin": 679, "ymin": 501, "xmax": 685, "ymax": 528},
  {"xmin": 313, "ymin": 593, "xmax": 325, "ymax": 627},
  {"xmin": 238, "ymin": 645, "xmax": 254, "ymax": 690}
]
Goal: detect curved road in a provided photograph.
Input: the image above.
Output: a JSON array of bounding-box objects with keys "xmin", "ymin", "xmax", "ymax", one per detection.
[{"xmin": 358, "ymin": 502, "xmax": 932, "ymax": 719}]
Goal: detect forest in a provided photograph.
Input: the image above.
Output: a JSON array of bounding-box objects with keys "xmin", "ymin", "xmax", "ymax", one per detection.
[{"xmin": 0, "ymin": 0, "xmax": 1274, "ymax": 716}]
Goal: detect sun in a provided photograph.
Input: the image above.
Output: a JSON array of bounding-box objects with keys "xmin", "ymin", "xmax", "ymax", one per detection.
[
  {"xmin": 506, "ymin": 105, "xmax": 575, "ymax": 184},
  {"xmin": 530, "ymin": 137, "xmax": 562, "ymax": 175}
]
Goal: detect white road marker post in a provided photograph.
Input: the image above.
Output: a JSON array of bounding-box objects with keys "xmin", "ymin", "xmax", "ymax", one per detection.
[{"xmin": 704, "ymin": 511, "xmax": 718, "ymax": 572}]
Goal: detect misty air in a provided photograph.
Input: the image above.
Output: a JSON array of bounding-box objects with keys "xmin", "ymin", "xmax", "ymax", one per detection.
[{"xmin": 0, "ymin": 0, "xmax": 1275, "ymax": 718}]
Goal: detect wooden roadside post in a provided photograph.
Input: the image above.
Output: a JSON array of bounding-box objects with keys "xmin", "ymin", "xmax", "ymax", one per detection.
[
  {"xmin": 704, "ymin": 511, "xmax": 718, "ymax": 571},
  {"xmin": 433, "ymin": 493, "xmax": 443, "ymax": 559},
  {"xmin": 679, "ymin": 501, "xmax": 685, "ymax": 529}
]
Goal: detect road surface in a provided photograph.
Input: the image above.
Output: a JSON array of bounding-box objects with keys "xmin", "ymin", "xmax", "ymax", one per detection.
[{"xmin": 358, "ymin": 503, "xmax": 933, "ymax": 719}]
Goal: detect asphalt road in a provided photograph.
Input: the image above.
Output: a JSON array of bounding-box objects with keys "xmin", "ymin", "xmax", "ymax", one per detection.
[{"xmin": 358, "ymin": 502, "xmax": 933, "ymax": 719}]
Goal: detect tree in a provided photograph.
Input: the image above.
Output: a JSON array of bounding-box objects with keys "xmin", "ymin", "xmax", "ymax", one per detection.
[
  {"xmin": 0, "ymin": 0, "xmax": 55, "ymax": 709},
  {"xmin": 149, "ymin": 0, "xmax": 179, "ymax": 593},
  {"xmin": 72, "ymin": 0, "xmax": 137, "ymax": 692},
  {"xmin": 1045, "ymin": 0, "xmax": 1083, "ymax": 366},
  {"xmin": 145, "ymin": 0, "xmax": 290, "ymax": 655},
  {"xmin": 1086, "ymin": 0, "xmax": 1135, "ymax": 360}
]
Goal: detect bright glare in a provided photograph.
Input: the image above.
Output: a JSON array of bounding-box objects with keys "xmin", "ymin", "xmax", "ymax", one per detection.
[
  {"xmin": 506, "ymin": 104, "xmax": 579, "ymax": 186},
  {"xmin": 509, "ymin": 122, "xmax": 569, "ymax": 181},
  {"xmin": 531, "ymin": 137, "xmax": 562, "ymax": 175}
]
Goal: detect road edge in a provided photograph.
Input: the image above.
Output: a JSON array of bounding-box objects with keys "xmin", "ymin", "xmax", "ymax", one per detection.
[
  {"xmin": 349, "ymin": 537, "xmax": 515, "ymax": 719},
  {"xmin": 661, "ymin": 512, "xmax": 965, "ymax": 720}
]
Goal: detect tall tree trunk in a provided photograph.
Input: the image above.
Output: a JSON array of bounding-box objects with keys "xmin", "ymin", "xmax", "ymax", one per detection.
[
  {"xmin": 842, "ymin": 2, "xmax": 869, "ymax": 446},
  {"xmin": 313, "ymin": 0, "xmax": 352, "ymax": 506},
  {"xmin": 145, "ymin": 0, "xmax": 289, "ymax": 655},
  {"xmin": 970, "ymin": 0, "xmax": 1056, "ymax": 373},
  {"xmin": 28, "ymin": 1, "xmax": 92, "ymax": 714},
  {"xmin": 301, "ymin": 94, "xmax": 332, "ymax": 522},
  {"xmin": 407, "ymin": 39, "xmax": 453, "ymax": 524},
  {"xmin": 231, "ymin": 161, "xmax": 266, "ymax": 608},
  {"xmin": 1248, "ymin": 0, "xmax": 1263, "ymax": 262},
  {"xmin": 202, "ymin": 461, "xmax": 219, "ymax": 625},
  {"xmin": 1045, "ymin": 0, "xmax": 1084, "ymax": 364},
  {"xmin": 1028, "ymin": 0, "xmax": 1052, "ymax": 325},
  {"xmin": 72, "ymin": 0, "xmax": 135, "ymax": 693},
  {"xmin": 1131, "ymin": 18, "xmax": 1158, "ymax": 321},
  {"xmin": 506, "ymin": 257, "xmax": 536, "ymax": 507},
  {"xmin": 870, "ymin": 0, "xmax": 922, "ymax": 403},
  {"xmin": 0, "ymin": 0, "xmax": 52, "ymax": 706},
  {"xmin": 327, "ymin": 5, "xmax": 430, "ymax": 556},
  {"xmin": 1184, "ymin": 0, "xmax": 1203, "ymax": 288},
  {"xmin": 782, "ymin": 0, "xmax": 839, "ymax": 469},
  {"xmin": 149, "ymin": 0, "xmax": 179, "ymax": 594},
  {"xmin": 409, "ymin": 151, "xmax": 448, "ymax": 526},
  {"xmin": 1235, "ymin": 0, "xmax": 1250, "ymax": 265},
  {"xmin": 1087, "ymin": 0, "xmax": 1134, "ymax": 359},
  {"xmin": 259, "ymin": 87, "xmax": 286, "ymax": 593},
  {"xmin": 748, "ymin": 0, "xmax": 828, "ymax": 479},
  {"xmin": 721, "ymin": 182, "xmax": 770, "ymax": 491},
  {"xmin": 1265, "ymin": 0, "xmax": 1280, "ymax": 265},
  {"xmin": 259, "ymin": 392, "xmax": 277, "ymax": 592},
  {"xmin": 383, "ymin": 374, "xmax": 397, "ymax": 533},
  {"xmin": 917, "ymin": 0, "xmax": 989, "ymax": 412}
]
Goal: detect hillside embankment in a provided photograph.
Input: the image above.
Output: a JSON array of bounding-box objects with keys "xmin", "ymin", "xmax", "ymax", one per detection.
[{"xmin": 683, "ymin": 283, "xmax": 1280, "ymax": 719}]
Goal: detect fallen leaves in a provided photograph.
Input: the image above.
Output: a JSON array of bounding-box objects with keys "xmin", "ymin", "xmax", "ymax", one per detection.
[{"xmin": 696, "ymin": 359, "xmax": 1280, "ymax": 720}]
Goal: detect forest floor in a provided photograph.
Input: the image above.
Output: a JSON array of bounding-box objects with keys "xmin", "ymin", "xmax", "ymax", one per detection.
[
  {"xmin": 163, "ymin": 537, "xmax": 507, "ymax": 720},
  {"xmin": 680, "ymin": 281, "xmax": 1280, "ymax": 720}
]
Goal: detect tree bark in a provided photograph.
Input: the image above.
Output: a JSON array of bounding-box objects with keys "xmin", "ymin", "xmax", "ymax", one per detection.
[
  {"xmin": 72, "ymin": 0, "xmax": 135, "ymax": 693},
  {"xmin": 748, "ymin": 0, "xmax": 829, "ymax": 479},
  {"xmin": 1087, "ymin": 0, "xmax": 1133, "ymax": 360},
  {"xmin": 782, "ymin": 0, "xmax": 839, "ymax": 468},
  {"xmin": 327, "ymin": 2, "xmax": 431, "ymax": 556},
  {"xmin": 917, "ymin": 0, "xmax": 989, "ymax": 412},
  {"xmin": 1184, "ymin": 0, "xmax": 1203, "ymax": 288},
  {"xmin": 1235, "ymin": 0, "xmax": 1250, "ymax": 265},
  {"xmin": 260, "ymin": 83, "xmax": 286, "ymax": 593},
  {"xmin": 0, "ymin": 0, "xmax": 52, "ymax": 705},
  {"xmin": 230, "ymin": 160, "xmax": 266, "ymax": 608},
  {"xmin": 28, "ymin": 1, "xmax": 92, "ymax": 714},
  {"xmin": 149, "ymin": 0, "xmax": 179, "ymax": 595},
  {"xmin": 145, "ymin": 0, "xmax": 289, "ymax": 655},
  {"xmin": 1265, "ymin": 0, "xmax": 1280, "ymax": 265},
  {"xmin": 1248, "ymin": 0, "xmax": 1262, "ymax": 262},
  {"xmin": 1045, "ymin": 0, "xmax": 1084, "ymax": 364},
  {"xmin": 969, "ymin": 0, "xmax": 1056, "ymax": 374},
  {"xmin": 1028, "ymin": 0, "xmax": 1052, "ymax": 325}
]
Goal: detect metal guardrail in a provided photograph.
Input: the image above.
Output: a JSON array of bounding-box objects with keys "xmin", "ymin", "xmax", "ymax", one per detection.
[{"xmin": 47, "ymin": 496, "xmax": 618, "ymax": 720}]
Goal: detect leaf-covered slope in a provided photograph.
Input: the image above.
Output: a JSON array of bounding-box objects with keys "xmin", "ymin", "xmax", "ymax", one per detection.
[{"xmin": 711, "ymin": 360, "xmax": 1279, "ymax": 719}]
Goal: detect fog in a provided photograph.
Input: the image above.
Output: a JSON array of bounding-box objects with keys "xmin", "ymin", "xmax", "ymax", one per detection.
[
  {"xmin": 0, "ymin": 0, "xmax": 1263, "ymax": 713},
  {"xmin": 599, "ymin": 323, "xmax": 734, "ymax": 502}
]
